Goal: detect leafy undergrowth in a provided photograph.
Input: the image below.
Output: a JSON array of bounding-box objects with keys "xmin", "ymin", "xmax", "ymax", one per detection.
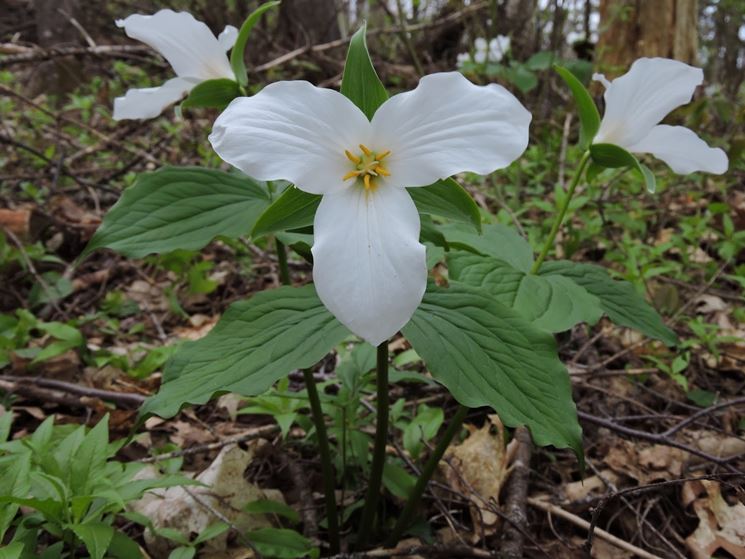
[{"xmin": 2, "ymin": 8, "xmax": 745, "ymax": 559}]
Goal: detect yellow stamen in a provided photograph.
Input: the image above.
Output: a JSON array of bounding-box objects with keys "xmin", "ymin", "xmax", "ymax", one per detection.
[
  {"xmin": 359, "ymin": 144, "xmax": 372, "ymax": 156},
  {"xmin": 343, "ymin": 170, "xmax": 361, "ymax": 181},
  {"xmin": 377, "ymin": 150, "xmax": 391, "ymax": 160},
  {"xmin": 364, "ymin": 174, "xmax": 372, "ymax": 190},
  {"xmin": 345, "ymin": 149, "xmax": 361, "ymax": 164},
  {"xmin": 374, "ymin": 165, "xmax": 390, "ymax": 176}
]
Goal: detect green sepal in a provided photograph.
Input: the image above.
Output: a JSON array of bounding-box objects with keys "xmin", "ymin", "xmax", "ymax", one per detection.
[
  {"xmin": 590, "ymin": 143, "xmax": 656, "ymax": 193},
  {"xmin": 230, "ymin": 1, "xmax": 281, "ymax": 86},
  {"xmin": 554, "ymin": 64, "xmax": 600, "ymax": 149},
  {"xmin": 181, "ymin": 79, "xmax": 241, "ymax": 110},
  {"xmin": 340, "ymin": 23, "xmax": 388, "ymax": 120}
]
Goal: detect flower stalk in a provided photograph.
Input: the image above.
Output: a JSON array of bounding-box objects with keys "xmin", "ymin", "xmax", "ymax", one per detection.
[
  {"xmin": 302, "ymin": 369, "xmax": 340, "ymax": 555},
  {"xmin": 356, "ymin": 341, "xmax": 390, "ymax": 548},
  {"xmin": 386, "ymin": 404, "xmax": 469, "ymax": 545},
  {"xmin": 531, "ymin": 150, "xmax": 591, "ymax": 274},
  {"xmin": 275, "ymin": 238, "xmax": 290, "ymax": 285}
]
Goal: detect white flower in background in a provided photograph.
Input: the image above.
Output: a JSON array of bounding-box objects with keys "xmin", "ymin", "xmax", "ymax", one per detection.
[
  {"xmin": 210, "ymin": 73, "xmax": 530, "ymax": 345},
  {"xmin": 113, "ymin": 10, "xmax": 238, "ymax": 120},
  {"xmin": 457, "ymin": 35, "xmax": 510, "ymax": 68},
  {"xmin": 593, "ymin": 58, "xmax": 728, "ymax": 174}
]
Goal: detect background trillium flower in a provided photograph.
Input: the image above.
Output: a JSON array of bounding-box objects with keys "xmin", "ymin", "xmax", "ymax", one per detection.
[
  {"xmin": 113, "ymin": 10, "xmax": 237, "ymax": 121},
  {"xmin": 593, "ymin": 57, "xmax": 728, "ymax": 175},
  {"xmin": 209, "ymin": 72, "xmax": 531, "ymax": 345}
]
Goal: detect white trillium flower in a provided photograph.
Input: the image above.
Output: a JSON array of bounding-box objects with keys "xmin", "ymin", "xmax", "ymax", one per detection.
[
  {"xmin": 209, "ymin": 72, "xmax": 531, "ymax": 345},
  {"xmin": 593, "ymin": 58, "xmax": 728, "ymax": 175},
  {"xmin": 113, "ymin": 10, "xmax": 238, "ymax": 121}
]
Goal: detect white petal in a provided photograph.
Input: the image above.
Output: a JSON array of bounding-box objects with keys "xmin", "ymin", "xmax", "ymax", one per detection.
[
  {"xmin": 112, "ymin": 77, "xmax": 195, "ymax": 120},
  {"xmin": 370, "ymin": 72, "xmax": 530, "ymax": 187},
  {"xmin": 209, "ymin": 81, "xmax": 371, "ymax": 195},
  {"xmin": 595, "ymin": 58, "xmax": 703, "ymax": 147},
  {"xmin": 218, "ymin": 25, "xmax": 238, "ymax": 51},
  {"xmin": 116, "ymin": 10, "xmax": 233, "ymax": 80},
  {"xmin": 626, "ymin": 125, "xmax": 728, "ymax": 175},
  {"xmin": 312, "ymin": 184, "xmax": 427, "ymax": 346}
]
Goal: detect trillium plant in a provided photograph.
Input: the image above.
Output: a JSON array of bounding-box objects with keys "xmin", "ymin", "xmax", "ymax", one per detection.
[{"xmin": 85, "ymin": 4, "xmax": 729, "ymax": 554}]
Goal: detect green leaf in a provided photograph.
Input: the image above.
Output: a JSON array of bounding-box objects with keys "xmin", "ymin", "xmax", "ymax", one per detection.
[
  {"xmin": 83, "ymin": 167, "xmax": 271, "ymax": 258},
  {"xmin": 230, "ymin": 1, "xmax": 281, "ymax": 86},
  {"xmin": 0, "ymin": 542, "xmax": 23, "ymax": 559},
  {"xmin": 589, "ymin": 143, "xmax": 656, "ymax": 193},
  {"xmin": 247, "ymin": 527, "xmax": 314, "ymax": 559},
  {"xmin": 554, "ymin": 65, "xmax": 600, "ymax": 149},
  {"xmin": 382, "ymin": 462, "xmax": 416, "ymax": 499},
  {"xmin": 0, "ymin": 453, "xmax": 30, "ymax": 540},
  {"xmin": 402, "ymin": 405, "xmax": 444, "ymax": 459},
  {"xmin": 402, "ymin": 283, "xmax": 582, "ymax": 457},
  {"xmin": 168, "ymin": 547, "xmax": 196, "ymax": 559},
  {"xmin": 441, "ymin": 223, "xmax": 534, "ymax": 273},
  {"xmin": 107, "ymin": 530, "xmax": 143, "ymax": 559},
  {"xmin": 181, "ymin": 79, "xmax": 241, "ymax": 110},
  {"xmin": 71, "ymin": 414, "xmax": 110, "ymax": 495},
  {"xmin": 252, "ymin": 186, "xmax": 320, "ymax": 238},
  {"xmin": 70, "ymin": 522, "xmax": 114, "ymax": 559},
  {"xmin": 140, "ymin": 286, "xmax": 349, "ymax": 419},
  {"xmin": 244, "ymin": 500, "xmax": 300, "ymax": 524},
  {"xmin": 525, "ymin": 51, "xmax": 554, "ymax": 71},
  {"xmin": 408, "ymin": 178, "xmax": 481, "ymax": 233},
  {"xmin": 253, "ymin": 180, "xmax": 482, "ymax": 239},
  {"xmin": 448, "ymin": 252, "xmax": 603, "ymax": 333},
  {"xmin": 539, "ymin": 260, "xmax": 677, "ymax": 345},
  {"xmin": 193, "ymin": 522, "xmax": 230, "ymax": 545},
  {"xmin": 340, "ymin": 23, "xmax": 388, "ymax": 120}
]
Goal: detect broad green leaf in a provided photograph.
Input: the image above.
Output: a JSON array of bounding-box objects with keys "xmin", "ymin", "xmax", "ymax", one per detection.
[
  {"xmin": 253, "ymin": 181, "xmax": 482, "ymax": 238},
  {"xmin": 448, "ymin": 252, "xmax": 603, "ymax": 332},
  {"xmin": 247, "ymin": 528, "xmax": 314, "ymax": 559},
  {"xmin": 554, "ymin": 65, "xmax": 600, "ymax": 149},
  {"xmin": 107, "ymin": 530, "xmax": 144, "ymax": 559},
  {"xmin": 340, "ymin": 23, "xmax": 388, "ymax": 120},
  {"xmin": 0, "ymin": 410, "xmax": 12, "ymax": 443},
  {"xmin": 70, "ymin": 522, "xmax": 114, "ymax": 559},
  {"xmin": 181, "ymin": 79, "xmax": 241, "ymax": 110},
  {"xmin": 0, "ymin": 542, "xmax": 23, "ymax": 559},
  {"xmin": 0, "ymin": 453, "xmax": 30, "ymax": 540},
  {"xmin": 0, "ymin": 497, "xmax": 64, "ymax": 520},
  {"xmin": 71, "ymin": 415, "xmax": 110, "ymax": 495},
  {"xmin": 382, "ymin": 462, "xmax": 417, "ymax": 498},
  {"xmin": 408, "ymin": 178, "xmax": 481, "ymax": 233},
  {"xmin": 140, "ymin": 286, "xmax": 349, "ymax": 418},
  {"xmin": 402, "ymin": 405, "xmax": 444, "ymax": 459},
  {"xmin": 589, "ymin": 143, "xmax": 656, "ymax": 193},
  {"xmin": 83, "ymin": 167, "xmax": 271, "ymax": 258},
  {"xmin": 230, "ymin": 1, "xmax": 281, "ymax": 86},
  {"xmin": 441, "ymin": 223, "xmax": 534, "ymax": 273},
  {"xmin": 252, "ymin": 186, "xmax": 320, "ymax": 238},
  {"xmin": 402, "ymin": 283, "xmax": 582, "ymax": 457},
  {"xmin": 167, "ymin": 547, "xmax": 196, "ymax": 559},
  {"xmin": 244, "ymin": 500, "xmax": 300, "ymax": 524},
  {"xmin": 539, "ymin": 260, "xmax": 677, "ymax": 346}
]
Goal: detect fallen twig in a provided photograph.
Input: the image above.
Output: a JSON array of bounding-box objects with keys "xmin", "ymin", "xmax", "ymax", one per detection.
[
  {"xmin": 527, "ymin": 496, "xmax": 663, "ymax": 559},
  {"xmin": 500, "ymin": 426, "xmax": 533, "ymax": 558},
  {"xmin": 1, "ymin": 374, "xmax": 146, "ymax": 407}
]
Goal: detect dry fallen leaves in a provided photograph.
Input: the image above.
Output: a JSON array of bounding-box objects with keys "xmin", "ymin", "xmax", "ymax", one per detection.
[
  {"xmin": 442, "ymin": 414, "xmax": 513, "ymax": 538},
  {"xmin": 130, "ymin": 442, "xmax": 284, "ymax": 556},
  {"xmin": 683, "ymin": 480, "xmax": 745, "ymax": 559}
]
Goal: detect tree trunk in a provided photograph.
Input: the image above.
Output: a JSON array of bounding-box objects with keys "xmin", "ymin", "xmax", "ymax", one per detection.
[
  {"xmin": 278, "ymin": 0, "xmax": 341, "ymax": 48},
  {"xmin": 597, "ymin": 0, "xmax": 698, "ymax": 75},
  {"xmin": 28, "ymin": 0, "xmax": 83, "ymax": 96}
]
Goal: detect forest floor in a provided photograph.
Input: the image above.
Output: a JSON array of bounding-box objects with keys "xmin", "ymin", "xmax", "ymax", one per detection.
[{"xmin": 1, "ymin": 6, "xmax": 745, "ymax": 559}]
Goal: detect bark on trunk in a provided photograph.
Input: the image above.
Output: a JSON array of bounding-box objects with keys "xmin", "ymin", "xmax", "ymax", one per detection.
[{"xmin": 597, "ymin": 0, "xmax": 698, "ymax": 75}]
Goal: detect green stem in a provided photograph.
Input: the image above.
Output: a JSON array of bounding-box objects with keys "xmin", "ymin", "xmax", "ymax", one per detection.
[
  {"xmin": 531, "ymin": 151, "xmax": 591, "ymax": 274},
  {"xmin": 386, "ymin": 405, "xmax": 469, "ymax": 546},
  {"xmin": 356, "ymin": 341, "xmax": 390, "ymax": 548},
  {"xmin": 276, "ymin": 238, "xmax": 290, "ymax": 285},
  {"xmin": 302, "ymin": 369, "xmax": 340, "ymax": 555}
]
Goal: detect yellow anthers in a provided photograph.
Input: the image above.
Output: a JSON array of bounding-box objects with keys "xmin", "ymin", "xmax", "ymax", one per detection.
[
  {"xmin": 342, "ymin": 145, "xmax": 392, "ymax": 192},
  {"xmin": 345, "ymin": 150, "xmax": 361, "ymax": 165}
]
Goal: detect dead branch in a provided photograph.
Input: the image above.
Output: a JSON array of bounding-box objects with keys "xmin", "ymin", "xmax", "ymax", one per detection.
[
  {"xmin": 0, "ymin": 44, "xmax": 152, "ymax": 67},
  {"xmin": 1, "ymin": 374, "xmax": 146, "ymax": 407},
  {"xmin": 500, "ymin": 426, "xmax": 533, "ymax": 558}
]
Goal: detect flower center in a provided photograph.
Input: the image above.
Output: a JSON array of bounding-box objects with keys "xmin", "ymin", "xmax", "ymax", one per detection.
[{"xmin": 342, "ymin": 144, "xmax": 391, "ymax": 191}]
